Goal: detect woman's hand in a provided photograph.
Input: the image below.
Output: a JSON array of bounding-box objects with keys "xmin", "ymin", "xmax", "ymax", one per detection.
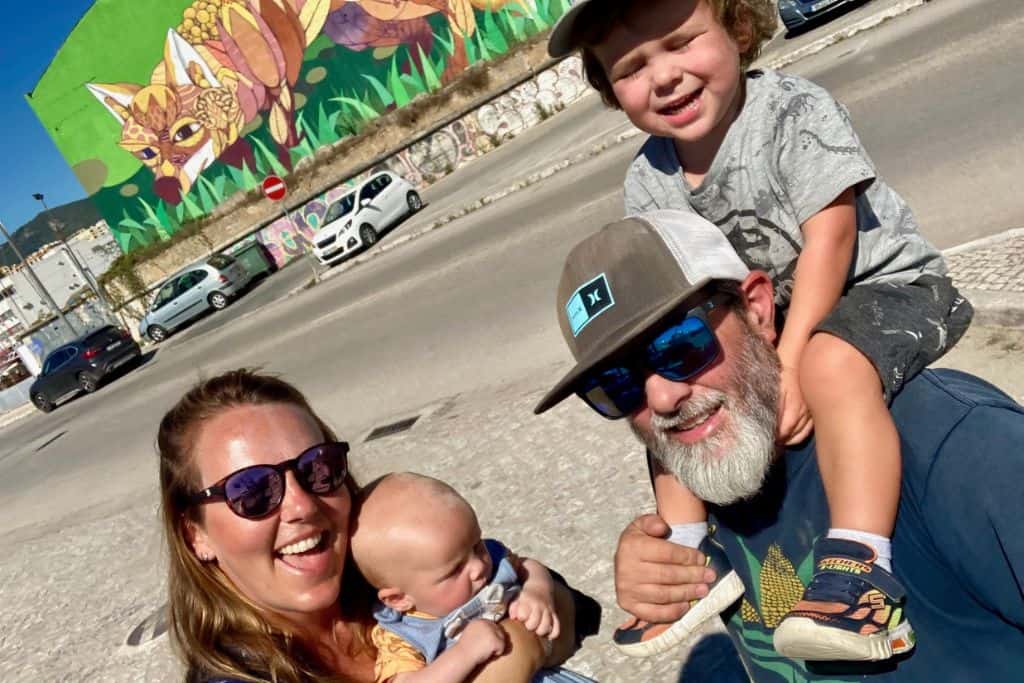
[{"xmin": 615, "ymin": 514, "xmax": 716, "ymax": 623}]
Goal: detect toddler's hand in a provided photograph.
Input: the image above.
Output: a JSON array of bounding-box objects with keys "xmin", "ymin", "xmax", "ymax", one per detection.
[
  {"xmin": 457, "ymin": 619, "xmax": 507, "ymax": 664},
  {"xmin": 508, "ymin": 584, "xmax": 561, "ymax": 640},
  {"xmin": 777, "ymin": 365, "xmax": 813, "ymax": 445}
]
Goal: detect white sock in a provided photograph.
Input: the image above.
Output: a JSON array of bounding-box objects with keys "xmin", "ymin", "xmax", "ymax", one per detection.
[
  {"xmin": 827, "ymin": 528, "xmax": 893, "ymax": 572},
  {"xmin": 667, "ymin": 522, "xmax": 708, "ymax": 549}
]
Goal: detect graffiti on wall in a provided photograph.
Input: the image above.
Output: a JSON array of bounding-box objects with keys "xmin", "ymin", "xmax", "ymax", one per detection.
[
  {"xmin": 247, "ymin": 55, "xmax": 588, "ymax": 268},
  {"xmin": 29, "ymin": 0, "xmax": 571, "ymax": 254}
]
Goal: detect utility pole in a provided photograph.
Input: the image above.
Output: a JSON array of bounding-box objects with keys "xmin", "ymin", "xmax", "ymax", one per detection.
[
  {"xmin": 32, "ymin": 193, "xmax": 108, "ymax": 309},
  {"xmin": 0, "ymin": 219, "xmax": 77, "ymax": 336}
]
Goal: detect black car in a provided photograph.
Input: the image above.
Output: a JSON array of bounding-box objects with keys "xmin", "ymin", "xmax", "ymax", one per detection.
[{"xmin": 30, "ymin": 325, "xmax": 142, "ymax": 413}]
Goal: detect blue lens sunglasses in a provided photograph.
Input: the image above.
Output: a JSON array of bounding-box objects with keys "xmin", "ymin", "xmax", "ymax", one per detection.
[{"xmin": 575, "ymin": 295, "xmax": 727, "ymax": 419}]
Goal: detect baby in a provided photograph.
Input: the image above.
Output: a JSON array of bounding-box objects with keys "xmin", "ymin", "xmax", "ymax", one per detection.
[{"xmin": 351, "ymin": 472, "xmax": 593, "ymax": 683}]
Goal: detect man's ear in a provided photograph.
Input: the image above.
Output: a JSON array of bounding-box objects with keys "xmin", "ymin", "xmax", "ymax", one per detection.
[
  {"xmin": 379, "ymin": 587, "xmax": 415, "ymax": 613},
  {"xmin": 738, "ymin": 271, "xmax": 778, "ymax": 343}
]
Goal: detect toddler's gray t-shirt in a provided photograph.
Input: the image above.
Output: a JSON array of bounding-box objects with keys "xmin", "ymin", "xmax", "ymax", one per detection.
[{"xmin": 623, "ymin": 69, "xmax": 945, "ymax": 306}]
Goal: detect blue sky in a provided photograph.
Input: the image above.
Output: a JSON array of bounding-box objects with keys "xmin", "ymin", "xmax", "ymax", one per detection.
[{"xmin": 0, "ymin": 0, "xmax": 96, "ymax": 243}]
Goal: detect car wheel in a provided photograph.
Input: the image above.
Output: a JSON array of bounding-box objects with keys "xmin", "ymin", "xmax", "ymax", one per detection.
[
  {"xmin": 407, "ymin": 191, "xmax": 423, "ymax": 212},
  {"xmin": 209, "ymin": 291, "xmax": 229, "ymax": 310},
  {"xmin": 148, "ymin": 325, "xmax": 168, "ymax": 343},
  {"xmin": 360, "ymin": 224, "xmax": 378, "ymax": 247},
  {"xmin": 79, "ymin": 372, "xmax": 100, "ymax": 394},
  {"xmin": 32, "ymin": 393, "xmax": 54, "ymax": 413}
]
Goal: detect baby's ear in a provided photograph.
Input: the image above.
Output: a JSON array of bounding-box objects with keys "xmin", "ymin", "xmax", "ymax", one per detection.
[{"xmin": 379, "ymin": 587, "xmax": 415, "ymax": 613}]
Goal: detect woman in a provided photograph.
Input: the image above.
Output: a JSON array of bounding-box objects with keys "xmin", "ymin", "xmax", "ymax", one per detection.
[{"xmin": 159, "ymin": 369, "xmax": 591, "ymax": 682}]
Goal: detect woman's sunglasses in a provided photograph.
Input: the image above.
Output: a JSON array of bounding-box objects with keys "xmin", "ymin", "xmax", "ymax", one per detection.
[
  {"xmin": 576, "ymin": 296, "xmax": 726, "ymax": 419},
  {"xmin": 188, "ymin": 441, "xmax": 350, "ymax": 519}
]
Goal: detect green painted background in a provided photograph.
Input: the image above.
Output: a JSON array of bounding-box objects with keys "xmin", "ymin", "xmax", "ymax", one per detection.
[{"xmin": 28, "ymin": 0, "xmax": 569, "ymax": 253}]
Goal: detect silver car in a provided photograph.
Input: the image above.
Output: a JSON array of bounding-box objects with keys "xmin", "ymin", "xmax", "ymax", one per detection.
[
  {"xmin": 312, "ymin": 171, "xmax": 423, "ymax": 266},
  {"xmin": 138, "ymin": 254, "xmax": 253, "ymax": 342}
]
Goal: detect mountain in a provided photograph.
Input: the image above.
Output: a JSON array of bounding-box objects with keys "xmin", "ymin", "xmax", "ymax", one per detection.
[{"xmin": 0, "ymin": 198, "xmax": 103, "ymax": 267}]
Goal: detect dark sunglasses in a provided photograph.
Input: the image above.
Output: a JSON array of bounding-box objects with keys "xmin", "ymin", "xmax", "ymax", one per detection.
[
  {"xmin": 576, "ymin": 296, "xmax": 726, "ymax": 419},
  {"xmin": 188, "ymin": 441, "xmax": 350, "ymax": 519}
]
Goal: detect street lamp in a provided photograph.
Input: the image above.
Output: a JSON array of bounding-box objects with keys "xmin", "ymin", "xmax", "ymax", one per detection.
[{"xmin": 32, "ymin": 192, "xmax": 107, "ymax": 307}]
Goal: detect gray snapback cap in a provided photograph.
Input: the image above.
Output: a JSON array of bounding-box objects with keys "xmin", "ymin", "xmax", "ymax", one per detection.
[
  {"xmin": 534, "ymin": 210, "xmax": 750, "ymax": 414},
  {"xmin": 548, "ymin": 0, "xmax": 599, "ymax": 57}
]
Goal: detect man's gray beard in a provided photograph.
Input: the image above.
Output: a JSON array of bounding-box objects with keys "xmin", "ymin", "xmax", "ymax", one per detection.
[{"xmin": 631, "ymin": 323, "xmax": 781, "ymax": 506}]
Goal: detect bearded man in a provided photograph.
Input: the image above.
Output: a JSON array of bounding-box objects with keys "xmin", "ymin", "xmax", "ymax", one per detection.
[{"xmin": 534, "ymin": 211, "xmax": 1024, "ymax": 681}]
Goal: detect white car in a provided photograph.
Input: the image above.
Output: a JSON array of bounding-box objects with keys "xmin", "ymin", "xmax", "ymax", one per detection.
[{"xmin": 312, "ymin": 171, "xmax": 423, "ymax": 266}]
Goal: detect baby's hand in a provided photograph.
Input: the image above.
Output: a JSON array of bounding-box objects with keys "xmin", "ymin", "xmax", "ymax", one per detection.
[
  {"xmin": 777, "ymin": 364, "xmax": 813, "ymax": 445},
  {"xmin": 508, "ymin": 584, "xmax": 561, "ymax": 640},
  {"xmin": 457, "ymin": 619, "xmax": 507, "ymax": 664}
]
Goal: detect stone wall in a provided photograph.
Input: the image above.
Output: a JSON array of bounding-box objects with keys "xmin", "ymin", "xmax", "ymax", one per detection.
[{"xmin": 122, "ymin": 51, "xmax": 590, "ymax": 296}]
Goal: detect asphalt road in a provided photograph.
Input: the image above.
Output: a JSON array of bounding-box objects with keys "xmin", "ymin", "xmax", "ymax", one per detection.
[{"xmin": 1, "ymin": 0, "xmax": 1022, "ymax": 544}]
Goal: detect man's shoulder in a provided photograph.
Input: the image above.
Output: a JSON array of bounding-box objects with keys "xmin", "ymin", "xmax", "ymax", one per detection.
[
  {"xmin": 629, "ymin": 135, "xmax": 677, "ymax": 176},
  {"xmin": 897, "ymin": 368, "xmax": 1023, "ymax": 418},
  {"xmin": 893, "ymin": 369, "xmax": 1024, "ymax": 475}
]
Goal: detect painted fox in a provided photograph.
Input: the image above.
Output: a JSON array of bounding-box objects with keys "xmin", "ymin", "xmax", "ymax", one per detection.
[
  {"xmin": 88, "ymin": 0, "xmax": 328, "ymax": 205},
  {"xmin": 88, "ymin": 0, "xmax": 529, "ymax": 206}
]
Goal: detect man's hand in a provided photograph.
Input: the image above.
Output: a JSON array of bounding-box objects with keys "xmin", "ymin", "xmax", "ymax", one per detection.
[
  {"xmin": 615, "ymin": 514, "xmax": 716, "ymax": 623},
  {"xmin": 777, "ymin": 364, "xmax": 813, "ymax": 445},
  {"xmin": 458, "ymin": 619, "xmax": 508, "ymax": 665}
]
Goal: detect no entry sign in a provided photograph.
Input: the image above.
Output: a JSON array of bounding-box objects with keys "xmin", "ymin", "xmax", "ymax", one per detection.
[{"xmin": 262, "ymin": 175, "xmax": 287, "ymax": 201}]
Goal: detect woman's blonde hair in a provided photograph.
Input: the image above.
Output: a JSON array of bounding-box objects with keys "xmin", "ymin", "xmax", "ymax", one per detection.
[
  {"xmin": 575, "ymin": 0, "xmax": 779, "ymax": 108},
  {"xmin": 158, "ymin": 368, "xmax": 373, "ymax": 682}
]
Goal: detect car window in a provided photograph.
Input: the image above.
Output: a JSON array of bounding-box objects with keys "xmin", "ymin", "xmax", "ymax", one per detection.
[
  {"xmin": 42, "ymin": 348, "xmax": 74, "ymax": 375},
  {"xmin": 325, "ymin": 194, "xmax": 356, "ymax": 222},
  {"xmin": 207, "ymin": 254, "xmax": 235, "ymax": 269},
  {"xmin": 176, "ymin": 270, "xmax": 207, "ymax": 294},
  {"xmin": 359, "ymin": 179, "xmax": 381, "ymax": 203},
  {"xmin": 153, "ymin": 281, "xmax": 177, "ymax": 309}
]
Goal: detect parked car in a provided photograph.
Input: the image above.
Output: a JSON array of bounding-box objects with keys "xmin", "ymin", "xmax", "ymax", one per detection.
[
  {"xmin": 30, "ymin": 325, "xmax": 141, "ymax": 413},
  {"xmin": 778, "ymin": 0, "xmax": 864, "ymax": 31},
  {"xmin": 312, "ymin": 171, "xmax": 423, "ymax": 266},
  {"xmin": 138, "ymin": 253, "xmax": 254, "ymax": 342}
]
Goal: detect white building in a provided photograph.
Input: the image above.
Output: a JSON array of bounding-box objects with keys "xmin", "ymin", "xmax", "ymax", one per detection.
[{"xmin": 6, "ymin": 223, "xmax": 121, "ymax": 324}]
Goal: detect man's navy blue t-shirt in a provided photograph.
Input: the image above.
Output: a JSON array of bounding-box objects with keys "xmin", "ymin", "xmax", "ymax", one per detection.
[{"xmin": 708, "ymin": 369, "xmax": 1024, "ymax": 681}]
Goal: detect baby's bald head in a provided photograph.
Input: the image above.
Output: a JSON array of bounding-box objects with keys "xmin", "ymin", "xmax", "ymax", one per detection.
[{"xmin": 351, "ymin": 472, "xmax": 479, "ymax": 589}]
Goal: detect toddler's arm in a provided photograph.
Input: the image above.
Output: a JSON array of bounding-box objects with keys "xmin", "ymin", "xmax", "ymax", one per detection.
[
  {"xmin": 776, "ymin": 187, "xmax": 857, "ymax": 444},
  {"xmin": 390, "ymin": 620, "xmax": 507, "ymax": 683}
]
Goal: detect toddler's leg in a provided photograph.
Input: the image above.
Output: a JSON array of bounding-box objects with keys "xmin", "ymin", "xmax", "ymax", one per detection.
[
  {"xmin": 773, "ymin": 333, "xmax": 914, "ymax": 662},
  {"xmin": 800, "ymin": 333, "xmax": 898, "ymax": 567},
  {"xmin": 653, "ymin": 463, "xmax": 709, "ymax": 549},
  {"xmin": 613, "ymin": 458, "xmax": 743, "ymax": 658}
]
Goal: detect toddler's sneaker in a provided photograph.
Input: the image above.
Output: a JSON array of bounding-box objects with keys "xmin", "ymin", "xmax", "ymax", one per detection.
[
  {"xmin": 613, "ymin": 533, "xmax": 744, "ymax": 658},
  {"xmin": 773, "ymin": 538, "xmax": 915, "ymax": 662}
]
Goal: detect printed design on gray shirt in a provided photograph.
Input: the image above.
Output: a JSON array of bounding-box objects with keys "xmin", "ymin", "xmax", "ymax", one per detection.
[{"xmin": 715, "ymin": 209, "xmax": 800, "ymax": 304}]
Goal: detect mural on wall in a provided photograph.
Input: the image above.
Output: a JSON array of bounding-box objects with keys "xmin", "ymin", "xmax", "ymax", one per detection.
[
  {"xmin": 29, "ymin": 0, "xmax": 571, "ymax": 254},
  {"xmin": 230, "ymin": 55, "xmax": 588, "ymax": 270}
]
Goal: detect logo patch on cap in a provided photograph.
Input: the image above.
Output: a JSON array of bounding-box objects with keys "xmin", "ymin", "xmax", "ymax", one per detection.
[{"xmin": 566, "ymin": 273, "xmax": 614, "ymax": 337}]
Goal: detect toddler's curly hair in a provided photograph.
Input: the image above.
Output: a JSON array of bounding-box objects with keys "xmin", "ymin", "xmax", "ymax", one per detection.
[{"xmin": 573, "ymin": 0, "xmax": 778, "ymax": 109}]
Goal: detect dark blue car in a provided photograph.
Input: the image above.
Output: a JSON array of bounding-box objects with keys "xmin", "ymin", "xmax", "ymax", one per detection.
[
  {"xmin": 778, "ymin": 0, "xmax": 865, "ymax": 31},
  {"xmin": 29, "ymin": 325, "xmax": 141, "ymax": 413}
]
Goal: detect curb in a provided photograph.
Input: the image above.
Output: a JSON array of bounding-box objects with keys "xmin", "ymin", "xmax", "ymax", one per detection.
[
  {"xmin": 943, "ymin": 229, "xmax": 1024, "ymax": 329},
  {"xmin": 762, "ymin": 0, "xmax": 927, "ymax": 70},
  {"xmin": 0, "ymin": 401, "xmax": 37, "ymax": 431}
]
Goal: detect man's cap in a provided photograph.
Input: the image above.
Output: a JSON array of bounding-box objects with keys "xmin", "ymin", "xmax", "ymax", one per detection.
[
  {"xmin": 548, "ymin": 0, "xmax": 598, "ymax": 57},
  {"xmin": 534, "ymin": 210, "xmax": 750, "ymax": 414}
]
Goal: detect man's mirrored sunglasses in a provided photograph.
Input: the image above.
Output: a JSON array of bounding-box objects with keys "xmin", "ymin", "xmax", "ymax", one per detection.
[
  {"xmin": 187, "ymin": 441, "xmax": 349, "ymax": 519},
  {"xmin": 576, "ymin": 295, "xmax": 727, "ymax": 419}
]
